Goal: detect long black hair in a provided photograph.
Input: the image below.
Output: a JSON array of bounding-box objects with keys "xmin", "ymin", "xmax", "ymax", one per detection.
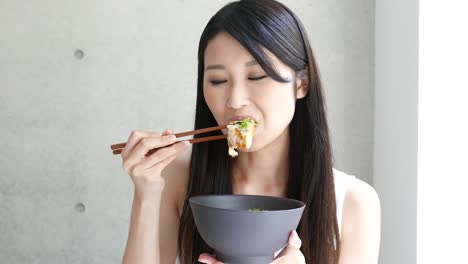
[{"xmin": 178, "ymin": 0, "xmax": 340, "ymax": 263}]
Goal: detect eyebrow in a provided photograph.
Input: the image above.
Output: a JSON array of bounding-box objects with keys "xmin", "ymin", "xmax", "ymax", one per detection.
[{"xmin": 205, "ymin": 60, "xmax": 259, "ymax": 71}]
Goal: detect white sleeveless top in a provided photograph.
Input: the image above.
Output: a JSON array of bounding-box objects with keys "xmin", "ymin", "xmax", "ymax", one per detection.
[{"xmin": 175, "ymin": 168, "xmax": 356, "ymax": 263}]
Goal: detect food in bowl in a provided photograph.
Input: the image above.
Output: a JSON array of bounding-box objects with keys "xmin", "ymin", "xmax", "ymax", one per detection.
[
  {"xmin": 189, "ymin": 194, "xmax": 306, "ymax": 264},
  {"xmin": 248, "ymin": 208, "xmax": 268, "ymax": 212},
  {"xmin": 227, "ymin": 117, "xmax": 257, "ymax": 157}
]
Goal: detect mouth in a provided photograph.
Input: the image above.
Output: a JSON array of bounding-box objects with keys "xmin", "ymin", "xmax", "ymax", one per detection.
[{"xmin": 227, "ymin": 115, "xmax": 258, "ymax": 124}]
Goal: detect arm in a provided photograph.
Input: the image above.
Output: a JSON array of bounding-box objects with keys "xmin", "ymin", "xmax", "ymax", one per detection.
[
  {"xmin": 121, "ymin": 130, "xmax": 190, "ymax": 264},
  {"xmin": 339, "ymin": 179, "xmax": 381, "ymax": 264},
  {"xmin": 122, "ymin": 189, "xmax": 165, "ymax": 264}
]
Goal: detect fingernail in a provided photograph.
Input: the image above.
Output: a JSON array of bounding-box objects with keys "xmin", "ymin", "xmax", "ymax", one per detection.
[{"xmin": 290, "ymin": 230, "xmax": 296, "ymax": 238}]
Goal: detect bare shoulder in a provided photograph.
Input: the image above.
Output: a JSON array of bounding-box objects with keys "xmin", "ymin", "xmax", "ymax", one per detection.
[
  {"xmin": 340, "ymin": 177, "xmax": 381, "ymax": 263},
  {"xmin": 160, "ymin": 144, "xmax": 192, "ymax": 217},
  {"xmin": 344, "ymin": 178, "xmax": 381, "ymax": 212}
]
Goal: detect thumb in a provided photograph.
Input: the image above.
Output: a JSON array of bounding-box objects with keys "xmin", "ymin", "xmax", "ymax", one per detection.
[
  {"xmin": 161, "ymin": 128, "xmax": 173, "ymax": 136},
  {"xmin": 288, "ymin": 230, "xmax": 302, "ymax": 249}
]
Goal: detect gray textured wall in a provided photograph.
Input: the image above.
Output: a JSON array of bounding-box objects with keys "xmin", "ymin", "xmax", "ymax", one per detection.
[
  {"xmin": 374, "ymin": 0, "xmax": 418, "ymax": 263},
  {"xmin": 0, "ymin": 0, "xmax": 374, "ymax": 263}
]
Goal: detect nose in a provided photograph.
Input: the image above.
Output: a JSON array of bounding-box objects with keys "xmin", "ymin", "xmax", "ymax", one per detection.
[{"xmin": 226, "ymin": 81, "xmax": 249, "ymax": 109}]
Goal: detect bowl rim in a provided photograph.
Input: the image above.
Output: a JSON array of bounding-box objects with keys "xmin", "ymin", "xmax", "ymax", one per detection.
[{"xmin": 189, "ymin": 194, "xmax": 306, "ymax": 213}]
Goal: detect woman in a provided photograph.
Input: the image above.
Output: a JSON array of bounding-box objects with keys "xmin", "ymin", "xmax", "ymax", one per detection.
[{"xmin": 121, "ymin": 0, "xmax": 380, "ymax": 263}]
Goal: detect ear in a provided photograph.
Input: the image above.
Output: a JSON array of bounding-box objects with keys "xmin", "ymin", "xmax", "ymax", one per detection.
[{"xmin": 295, "ymin": 74, "xmax": 309, "ymax": 99}]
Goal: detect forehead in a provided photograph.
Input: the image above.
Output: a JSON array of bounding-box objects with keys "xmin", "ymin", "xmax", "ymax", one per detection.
[
  {"xmin": 204, "ymin": 32, "xmax": 253, "ymax": 63},
  {"xmin": 204, "ymin": 32, "xmax": 287, "ymax": 70}
]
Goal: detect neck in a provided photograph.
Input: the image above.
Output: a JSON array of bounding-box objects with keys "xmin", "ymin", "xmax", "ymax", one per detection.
[{"xmin": 231, "ymin": 128, "xmax": 290, "ymax": 197}]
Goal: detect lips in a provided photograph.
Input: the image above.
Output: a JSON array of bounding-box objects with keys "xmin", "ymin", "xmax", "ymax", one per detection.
[{"xmin": 227, "ymin": 115, "xmax": 257, "ymax": 124}]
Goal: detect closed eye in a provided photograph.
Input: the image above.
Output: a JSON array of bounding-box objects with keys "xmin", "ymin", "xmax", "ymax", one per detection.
[
  {"xmin": 210, "ymin": 75, "xmax": 267, "ymax": 85},
  {"xmin": 249, "ymin": 75, "xmax": 268, "ymax": 81},
  {"xmin": 210, "ymin": 80, "xmax": 227, "ymax": 85}
]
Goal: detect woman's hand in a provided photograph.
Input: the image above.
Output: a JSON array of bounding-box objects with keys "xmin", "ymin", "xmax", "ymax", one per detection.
[
  {"xmin": 271, "ymin": 230, "xmax": 306, "ymax": 264},
  {"xmin": 120, "ymin": 129, "xmax": 190, "ymax": 196},
  {"xmin": 198, "ymin": 230, "xmax": 306, "ymax": 264}
]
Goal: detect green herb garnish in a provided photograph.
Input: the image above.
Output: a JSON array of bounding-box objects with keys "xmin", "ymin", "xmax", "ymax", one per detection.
[
  {"xmin": 248, "ymin": 208, "xmax": 267, "ymax": 212},
  {"xmin": 235, "ymin": 117, "xmax": 257, "ymax": 132}
]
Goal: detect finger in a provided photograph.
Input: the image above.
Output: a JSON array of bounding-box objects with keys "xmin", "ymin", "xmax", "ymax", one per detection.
[
  {"xmin": 122, "ymin": 135, "xmax": 176, "ymax": 173},
  {"xmin": 288, "ymin": 230, "xmax": 302, "ymax": 249},
  {"xmin": 272, "ymin": 247, "xmax": 305, "ymax": 264},
  {"xmin": 273, "ymin": 244, "xmax": 287, "ymax": 258},
  {"xmin": 148, "ymin": 152, "xmax": 178, "ymax": 173},
  {"xmin": 161, "ymin": 128, "xmax": 173, "ymax": 136},
  {"xmin": 121, "ymin": 130, "xmax": 162, "ymax": 172},
  {"xmin": 272, "ymin": 230, "xmax": 302, "ymax": 260},
  {"xmin": 127, "ymin": 151, "xmax": 180, "ymax": 183},
  {"xmin": 141, "ymin": 141, "xmax": 190, "ymax": 169},
  {"xmin": 132, "ymin": 134, "xmax": 177, "ymax": 159},
  {"xmin": 272, "ymin": 246, "xmax": 293, "ymax": 261},
  {"xmin": 121, "ymin": 130, "xmax": 162, "ymax": 157},
  {"xmin": 272, "ymin": 253, "xmax": 303, "ymax": 264},
  {"xmin": 198, "ymin": 253, "xmax": 224, "ymax": 264}
]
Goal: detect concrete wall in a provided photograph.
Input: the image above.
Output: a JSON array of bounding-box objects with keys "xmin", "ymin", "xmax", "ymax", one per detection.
[
  {"xmin": 374, "ymin": 0, "xmax": 419, "ymax": 263},
  {"xmin": 0, "ymin": 0, "xmax": 374, "ymax": 263}
]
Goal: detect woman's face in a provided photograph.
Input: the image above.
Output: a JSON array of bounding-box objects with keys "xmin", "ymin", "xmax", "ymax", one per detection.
[{"xmin": 203, "ymin": 32, "xmax": 307, "ymax": 152}]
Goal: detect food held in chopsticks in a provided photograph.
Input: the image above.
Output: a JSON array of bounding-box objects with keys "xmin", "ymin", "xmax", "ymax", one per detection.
[{"xmin": 227, "ymin": 117, "xmax": 258, "ymax": 157}]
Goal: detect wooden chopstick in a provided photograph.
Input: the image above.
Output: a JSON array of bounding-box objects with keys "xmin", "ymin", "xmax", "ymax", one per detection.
[
  {"xmin": 173, "ymin": 124, "xmax": 228, "ymax": 138},
  {"xmin": 111, "ymin": 134, "xmax": 227, "ymax": 155},
  {"xmin": 110, "ymin": 124, "xmax": 227, "ymax": 150},
  {"xmin": 110, "ymin": 125, "xmax": 228, "ymax": 155}
]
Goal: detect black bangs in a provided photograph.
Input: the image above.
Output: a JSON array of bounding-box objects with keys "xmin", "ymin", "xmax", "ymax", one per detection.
[{"xmin": 198, "ymin": 0, "xmax": 309, "ymax": 83}]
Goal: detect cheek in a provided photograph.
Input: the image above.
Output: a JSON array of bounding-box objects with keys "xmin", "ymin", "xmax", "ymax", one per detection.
[
  {"xmin": 262, "ymin": 95, "xmax": 296, "ymax": 130},
  {"xmin": 253, "ymin": 85, "xmax": 296, "ymax": 137},
  {"xmin": 255, "ymin": 85, "xmax": 296, "ymax": 119},
  {"xmin": 203, "ymin": 86, "xmax": 226, "ymax": 120}
]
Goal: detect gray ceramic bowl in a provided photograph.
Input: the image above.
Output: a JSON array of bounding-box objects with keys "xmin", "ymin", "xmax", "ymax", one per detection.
[{"xmin": 189, "ymin": 194, "xmax": 306, "ymax": 264}]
